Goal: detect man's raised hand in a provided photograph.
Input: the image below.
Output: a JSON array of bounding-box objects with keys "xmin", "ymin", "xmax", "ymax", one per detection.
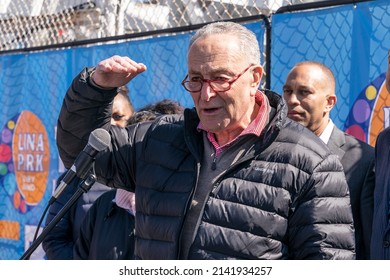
[{"xmin": 92, "ymin": 55, "xmax": 147, "ymax": 89}]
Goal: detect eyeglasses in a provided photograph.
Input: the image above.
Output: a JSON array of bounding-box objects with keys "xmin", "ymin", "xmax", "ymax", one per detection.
[{"xmin": 181, "ymin": 65, "xmax": 253, "ymax": 93}]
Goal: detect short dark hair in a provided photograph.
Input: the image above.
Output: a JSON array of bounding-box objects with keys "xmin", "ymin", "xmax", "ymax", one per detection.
[
  {"xmin": 127, "ymin": 99, "xmax": 184, "ymax": 125},
  {"xmin": 140, "ymin": 99, "xmax": 184, "ymax": 115}
]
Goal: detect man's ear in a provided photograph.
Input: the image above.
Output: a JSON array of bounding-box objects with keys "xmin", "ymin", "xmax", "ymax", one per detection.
[
  {"xmin": 250, "ymin": 65, "xmax": 263, "ymax": 95},
  {"xmin": 325, "ymin": 94, "xmax": 337, "ymax": 112}
]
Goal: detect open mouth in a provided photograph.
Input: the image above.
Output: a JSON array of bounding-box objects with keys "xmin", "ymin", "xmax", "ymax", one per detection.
[
  {"xmin": 203, "ymin": 107, "xmax": 221, "ymax": 115},
  {"xmin": 204, "ymin": 108, "xmax": 219, "ymax": 113}
]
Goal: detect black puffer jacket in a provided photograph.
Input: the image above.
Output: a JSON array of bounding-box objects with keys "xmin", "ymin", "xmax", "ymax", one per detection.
[
  {"xmin": 74, "ymin": 189, "xmax": 135, "ymax": 260},
  {"xmin": 57, "ymin": 68, "xmax": 355, "ymax": 260}
]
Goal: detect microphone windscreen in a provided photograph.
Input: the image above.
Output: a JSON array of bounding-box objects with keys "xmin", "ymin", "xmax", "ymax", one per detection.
[{"xmin": 88, "ymin": 128, "xmax": 111, "ymax": 151}]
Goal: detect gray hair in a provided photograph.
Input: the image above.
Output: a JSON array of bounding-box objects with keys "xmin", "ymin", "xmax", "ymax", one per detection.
[{"xmin": 189, "ymin": 21, "xmax": 260, "ymax": 65}]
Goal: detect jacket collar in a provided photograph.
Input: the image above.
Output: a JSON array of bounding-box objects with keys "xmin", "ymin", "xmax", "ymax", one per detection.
[{"xmin": 326, "ymin": 126, "xmax": 346, "ymax": 159}]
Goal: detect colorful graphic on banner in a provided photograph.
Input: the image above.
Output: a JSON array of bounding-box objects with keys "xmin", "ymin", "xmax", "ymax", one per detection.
[
  {"xmin": 0, "ymin": 110, "xmax": 50, "ymax": 255},
  {"xmin": 345, "ymin": 74, "xmax": 390, "ymax": 146}
]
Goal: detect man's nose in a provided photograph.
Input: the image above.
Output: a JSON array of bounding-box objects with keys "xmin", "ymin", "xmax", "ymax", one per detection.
[
  {"xmin": 285, "ymin": 92, "xmax": 299, "ymax": 105},
  {"xmin": 200, "ymin": 82, "xmax": 217, "ymax": 101}
]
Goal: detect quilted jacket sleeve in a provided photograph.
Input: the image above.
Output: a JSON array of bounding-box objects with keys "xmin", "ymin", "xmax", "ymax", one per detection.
[
  {"xmin": 57, "ymin": 68, "xmax": 147, "ymax": 193},
  {"xmin": 57, "ymin": 67, "xmax": 117, "ymax": 169},
  {"xmin": 288, "ymin": 152, "xmax": 356, "ymax": 259}
]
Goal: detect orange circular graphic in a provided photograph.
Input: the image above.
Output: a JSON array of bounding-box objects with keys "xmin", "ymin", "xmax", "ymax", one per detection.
[
  {"xmin": 345, "ymin": 73, "xmax": 389, "ymax": 147},
  {"xmin": 369, "ymin": 82, "xmax": 390, "ymax": 146},
  {"xmin": 12, "ymin": 111, "xmax": 50, "ymax": 205}
]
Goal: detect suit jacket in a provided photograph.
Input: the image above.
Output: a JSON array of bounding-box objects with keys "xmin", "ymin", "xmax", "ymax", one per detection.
[
  {"xmin": 371, "ymin": 127, "xmax": 390, "ymax": 259},
  {"xmin": 327, "ymin": 126, "xmax": 375, "ymax": 259}
]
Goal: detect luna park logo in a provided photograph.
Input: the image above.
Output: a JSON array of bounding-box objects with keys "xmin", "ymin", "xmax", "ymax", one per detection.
[
  {"xmin": 345, "ymin": 73, "xmax": 390, "ymax": 147},
  {"xmin": 0, "ymin": 111, "xmax": 50, "ymax": 213}
]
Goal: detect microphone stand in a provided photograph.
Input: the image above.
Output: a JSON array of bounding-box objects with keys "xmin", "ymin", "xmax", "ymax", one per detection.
[{"xmin": 20, "ymin": 173, "xmax": 97, "ymax": 260}]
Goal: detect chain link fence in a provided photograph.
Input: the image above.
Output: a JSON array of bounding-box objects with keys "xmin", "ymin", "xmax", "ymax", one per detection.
[{"xmin": 0, "ymin": 0, "xmax": 322, "ymax": 51}]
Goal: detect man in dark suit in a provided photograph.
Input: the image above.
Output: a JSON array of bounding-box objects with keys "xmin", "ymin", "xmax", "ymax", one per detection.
[
  {"xmin": 371, "ymin": 50, "xmax": 390, "ymax": 260},
  {"xmin": 282, "ymin": 61, "xmax": 375, "ymax": 259}
]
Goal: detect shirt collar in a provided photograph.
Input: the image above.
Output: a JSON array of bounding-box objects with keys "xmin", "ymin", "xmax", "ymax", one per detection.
[{"xmin": 319, "ymin": 119, "xmax": 334, "ymax": 144}]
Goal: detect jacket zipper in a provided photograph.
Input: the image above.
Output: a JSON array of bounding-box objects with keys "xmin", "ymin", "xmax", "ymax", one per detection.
[{"xmin": 211, "ymin": 155, "xmax": 217, "ymax": 170}]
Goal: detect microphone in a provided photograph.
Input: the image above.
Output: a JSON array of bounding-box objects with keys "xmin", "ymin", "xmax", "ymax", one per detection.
[{"xmin": 50, "ymin": 128, "xmax": 111, "ymax": 204}]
